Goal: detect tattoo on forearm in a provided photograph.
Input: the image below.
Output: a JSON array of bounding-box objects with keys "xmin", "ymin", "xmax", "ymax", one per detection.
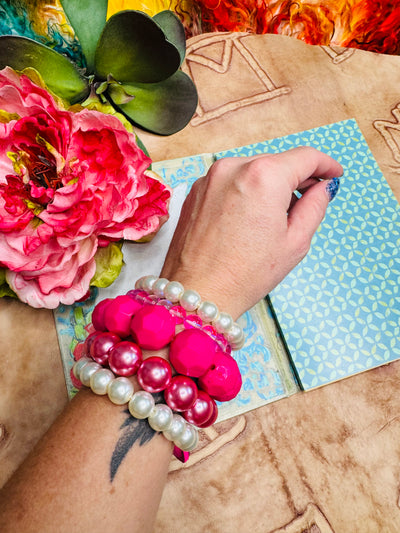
[{"xmin": 110, "ymin": 393, "xmax": 164, "ymax": 482}]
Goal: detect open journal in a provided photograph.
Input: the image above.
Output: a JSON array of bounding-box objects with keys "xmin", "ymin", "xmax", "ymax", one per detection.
[{"xmin": 54, "ymin": 118, "xmax": 400, "ymax": 422}]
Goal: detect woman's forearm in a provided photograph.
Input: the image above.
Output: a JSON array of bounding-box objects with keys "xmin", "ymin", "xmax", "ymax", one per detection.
[{"xmin": 0, "ymin": 388, "xmax": 172, "ymax": 533}]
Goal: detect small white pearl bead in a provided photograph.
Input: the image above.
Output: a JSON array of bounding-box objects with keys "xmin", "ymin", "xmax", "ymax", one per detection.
[
  {"xmin": 141, "ymin": 275, "xmax": 158, "ymax": 293},
  {"xmin": 128, "ymin": 391, "xmax": 155, "ymax": 419},
  {"xmin": 152, "ymin": 277, "xmax": 169, "ymax": 298},
  {"xmin": 72, "ymin": 357, "xmax": 91, "ymax": 379},
  {"xmin": 197, "ymin": 301, "xmax": 219, "ymax": 323},
  {"xmin": 164, "ymin": 281, "xmax": 184, "ymax": 303},
  {"xmin": 107, "ymin": 377, "xmax": 134, "ymax": 405},
  {"xmin": 180, "ymin": 289, "xmax": 201, "ymax": 312},
  {"xmin": 80, "ymin": 362, "xmax": 101, "ymax": 387},
  {"xmin": 90, "ymin": 368, "xmax": 115, "ymax": 395},
  {"xmin": 163, "ymin": 414, "xmax": 186, "ymax": 441},
  {"xmin": 175, "ymin": 423, "xmax": 198, "ymax": 451},
  {"xmin": 134, "ymin": 276, "xmax": 146, "ymax": 289},
  {"xmin": 231, "ymin": 336, "xmax": 246, "ymax": 351},
  {"xmin": 213, "ymin": 312, "xmax": 233, "ymax": 334},
  {"xmin": 183, "ymin": 429, "xmax": 199, "ymax": 452},
  {"xmin": 226, "ymin": 322, "xmax": 244, "ymax": 344},
  {"xmin": 148, "ymin": 404, "xmax": 173, "ymax": 432}
]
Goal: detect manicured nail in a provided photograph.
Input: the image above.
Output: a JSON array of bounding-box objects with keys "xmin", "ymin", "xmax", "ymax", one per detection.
[{"xmin": 326, "ymin": 177, "xmax": 340, "ymax": 202}]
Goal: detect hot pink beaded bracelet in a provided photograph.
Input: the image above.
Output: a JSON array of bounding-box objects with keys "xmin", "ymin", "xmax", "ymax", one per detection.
[
  {"xmin": 88, "ymin": 292, "xmax": 243, "ymax": 405},
  {"xmin": 79, "ymin": 325, "xmax": 240, "ymax": 424}
]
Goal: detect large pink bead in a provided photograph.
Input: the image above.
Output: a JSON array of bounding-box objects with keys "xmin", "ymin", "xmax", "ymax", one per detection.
[
  {"xmin": 103, "ymin": 295, "xmax": 143, "ymax": 338},
  {"xmin": 164, "ymin": 375, "xmax": 198, "ymax": 412},
  {"xmin": 90, "ymin": 332, "xmax": 121, "ymax": 365},
  {"xmin": 91, "ymin": 298, "xmax": 112, "ymax": 331},
  {"xmin": 198, "ymin": 351, "xmax": 242, "ymax": 402},
  {"xmin": 137, "ymin": 356, "xmax": 172, "ymax": 393},
  {"xmin": 183, "ymin": 390, "xmax": 217, "ymax": 427},
  {"xmin": 130, "ymin": 304, "xmax": 176, "ymax": 350},
  {"xmin": 169, "ymin": 329, "xmax": 218, "ymax": 378},
  {"xmin": 108, "ymin": 341, "xmax": 142, "ymax": 377}
]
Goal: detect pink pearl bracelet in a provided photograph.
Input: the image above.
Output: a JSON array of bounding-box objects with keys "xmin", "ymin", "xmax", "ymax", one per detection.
[{"xmin": 134, "ymin": 275, "xmax": 245, "ymax": 351}]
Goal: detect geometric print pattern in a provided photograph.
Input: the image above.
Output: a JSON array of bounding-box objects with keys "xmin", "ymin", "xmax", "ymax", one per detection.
[{"xmin": 217, "ymin": 119, "xmax": 400, "ymax": 389}]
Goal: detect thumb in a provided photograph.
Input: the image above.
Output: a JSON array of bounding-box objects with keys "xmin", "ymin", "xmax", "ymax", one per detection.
[{"xmin": 287, "ymin": 177, "xmax": 340, "ymax": 244}]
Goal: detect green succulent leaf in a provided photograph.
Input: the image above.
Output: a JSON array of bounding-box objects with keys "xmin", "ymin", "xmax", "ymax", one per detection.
[
  {"xmin": 153, "ymin": 10, "xmax": 186, "ymax": 66},
  {"xmin": 0, "ymin": 36, "xmax": 89, "ymax": 103},
  {"xmin": 113, "ymin": 70, "xmax": 198, "ymax": 135},
  {"xmin": 94, "ymin": 10, "xmax": 181, "ymax": 84},
  {"xmin": 60, "ymin": 0, "xmax": 108, "ymax": 73}
]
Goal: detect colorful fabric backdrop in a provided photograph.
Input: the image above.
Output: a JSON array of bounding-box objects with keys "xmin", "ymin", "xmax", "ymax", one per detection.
[
  {"xmin": 1, "ymin": 1, "xmax": 399, "ymax": 56},
  {"xmin": 110, "ymin": 0, "xmax": 400, "ymax": 54}
]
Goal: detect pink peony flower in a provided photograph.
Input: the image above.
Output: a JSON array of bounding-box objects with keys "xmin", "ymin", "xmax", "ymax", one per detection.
[{"xmin": 0, "ymin": 67, "xmax": 171, "ymax": 308}]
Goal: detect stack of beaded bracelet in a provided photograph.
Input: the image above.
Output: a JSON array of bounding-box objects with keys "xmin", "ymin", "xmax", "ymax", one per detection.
[
  {"xmin": 71, "ymin": 276, "xmax": 245, "ymax": 459},
  {"xmin": 72, "ymin": 356, "xmax": 199, "ymax": 454},
  {"xmin": 133, "ymin": 275, "xmax": 245, "ymax": 351}
]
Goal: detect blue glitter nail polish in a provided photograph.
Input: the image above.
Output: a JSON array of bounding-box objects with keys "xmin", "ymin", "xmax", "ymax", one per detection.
[{"xmin": 326, "ymin": 177, "xmax": 340, "ymax": 202}]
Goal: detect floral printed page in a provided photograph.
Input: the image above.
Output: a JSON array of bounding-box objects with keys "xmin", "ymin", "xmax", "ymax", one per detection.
[{"xmin": 216, "ymin": 118, "xmax": 400, "ymax": 390}]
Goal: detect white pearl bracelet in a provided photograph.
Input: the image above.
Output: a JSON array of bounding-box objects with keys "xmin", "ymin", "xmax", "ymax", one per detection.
[
  {"xmin": 135, "ymin": 275, "xmax": 245, "ymax": 350},
  {"xmin": 73, "ymin": 357, "xmax": 199, "ymax": 452}
]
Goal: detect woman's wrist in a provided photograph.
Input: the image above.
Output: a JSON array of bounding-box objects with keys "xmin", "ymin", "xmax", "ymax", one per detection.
[{"xmin": 159, "ymin": 267, "xmax": 246, "ymax": 321}]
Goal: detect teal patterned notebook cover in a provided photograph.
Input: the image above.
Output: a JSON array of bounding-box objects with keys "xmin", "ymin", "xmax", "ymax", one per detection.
[
  {"xmin": 216, "ymin": 118, "xmax": 400, "ymax": 390},
  {"xmin": 54, "ymin": 118, "xmax": 400, "ymax": 417}
]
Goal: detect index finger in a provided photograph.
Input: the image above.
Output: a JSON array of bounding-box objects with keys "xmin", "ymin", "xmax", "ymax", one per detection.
[{"xmin": 247, "ymin": 146, "xmax": 343, "ymax": 192}]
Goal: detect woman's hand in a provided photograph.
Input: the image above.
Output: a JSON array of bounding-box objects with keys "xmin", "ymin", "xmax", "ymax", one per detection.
[{"xmin": 161, "ymin": 146, "xmax": 342, "ymax": 319}]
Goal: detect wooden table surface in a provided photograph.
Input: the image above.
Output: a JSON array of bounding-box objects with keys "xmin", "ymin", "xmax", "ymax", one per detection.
[{"xmin": 1, "ymin": 33, "xmax": 400, "ymax": 532}]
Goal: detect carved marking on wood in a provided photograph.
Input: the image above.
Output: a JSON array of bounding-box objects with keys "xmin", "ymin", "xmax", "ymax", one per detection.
[
  {"xmin": 374, "ymin": 104, "xmax": 400, "ymax": 171},
  {"xmin": 268, "ymin": 503, "xmax": 335, "ymax": 533},
  {"xmin": 183, "ymin": 33, "xmax": 291, "ymax": 126},
  {"xmin": 0, "ymin": 423, "xmax": 9, "ymax": 449},
  {"xmin": 168, "ymin": 415, "xmax": 246, "ymax": 472},
  {"xmin": 320, "ymin": 45, "xmax": 355, "ymax": 64}
]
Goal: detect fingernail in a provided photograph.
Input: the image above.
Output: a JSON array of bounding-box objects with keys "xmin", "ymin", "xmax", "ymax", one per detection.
[{"xmin": 326, "ymin": 177, "xmax": 340, "ymax": 202}]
